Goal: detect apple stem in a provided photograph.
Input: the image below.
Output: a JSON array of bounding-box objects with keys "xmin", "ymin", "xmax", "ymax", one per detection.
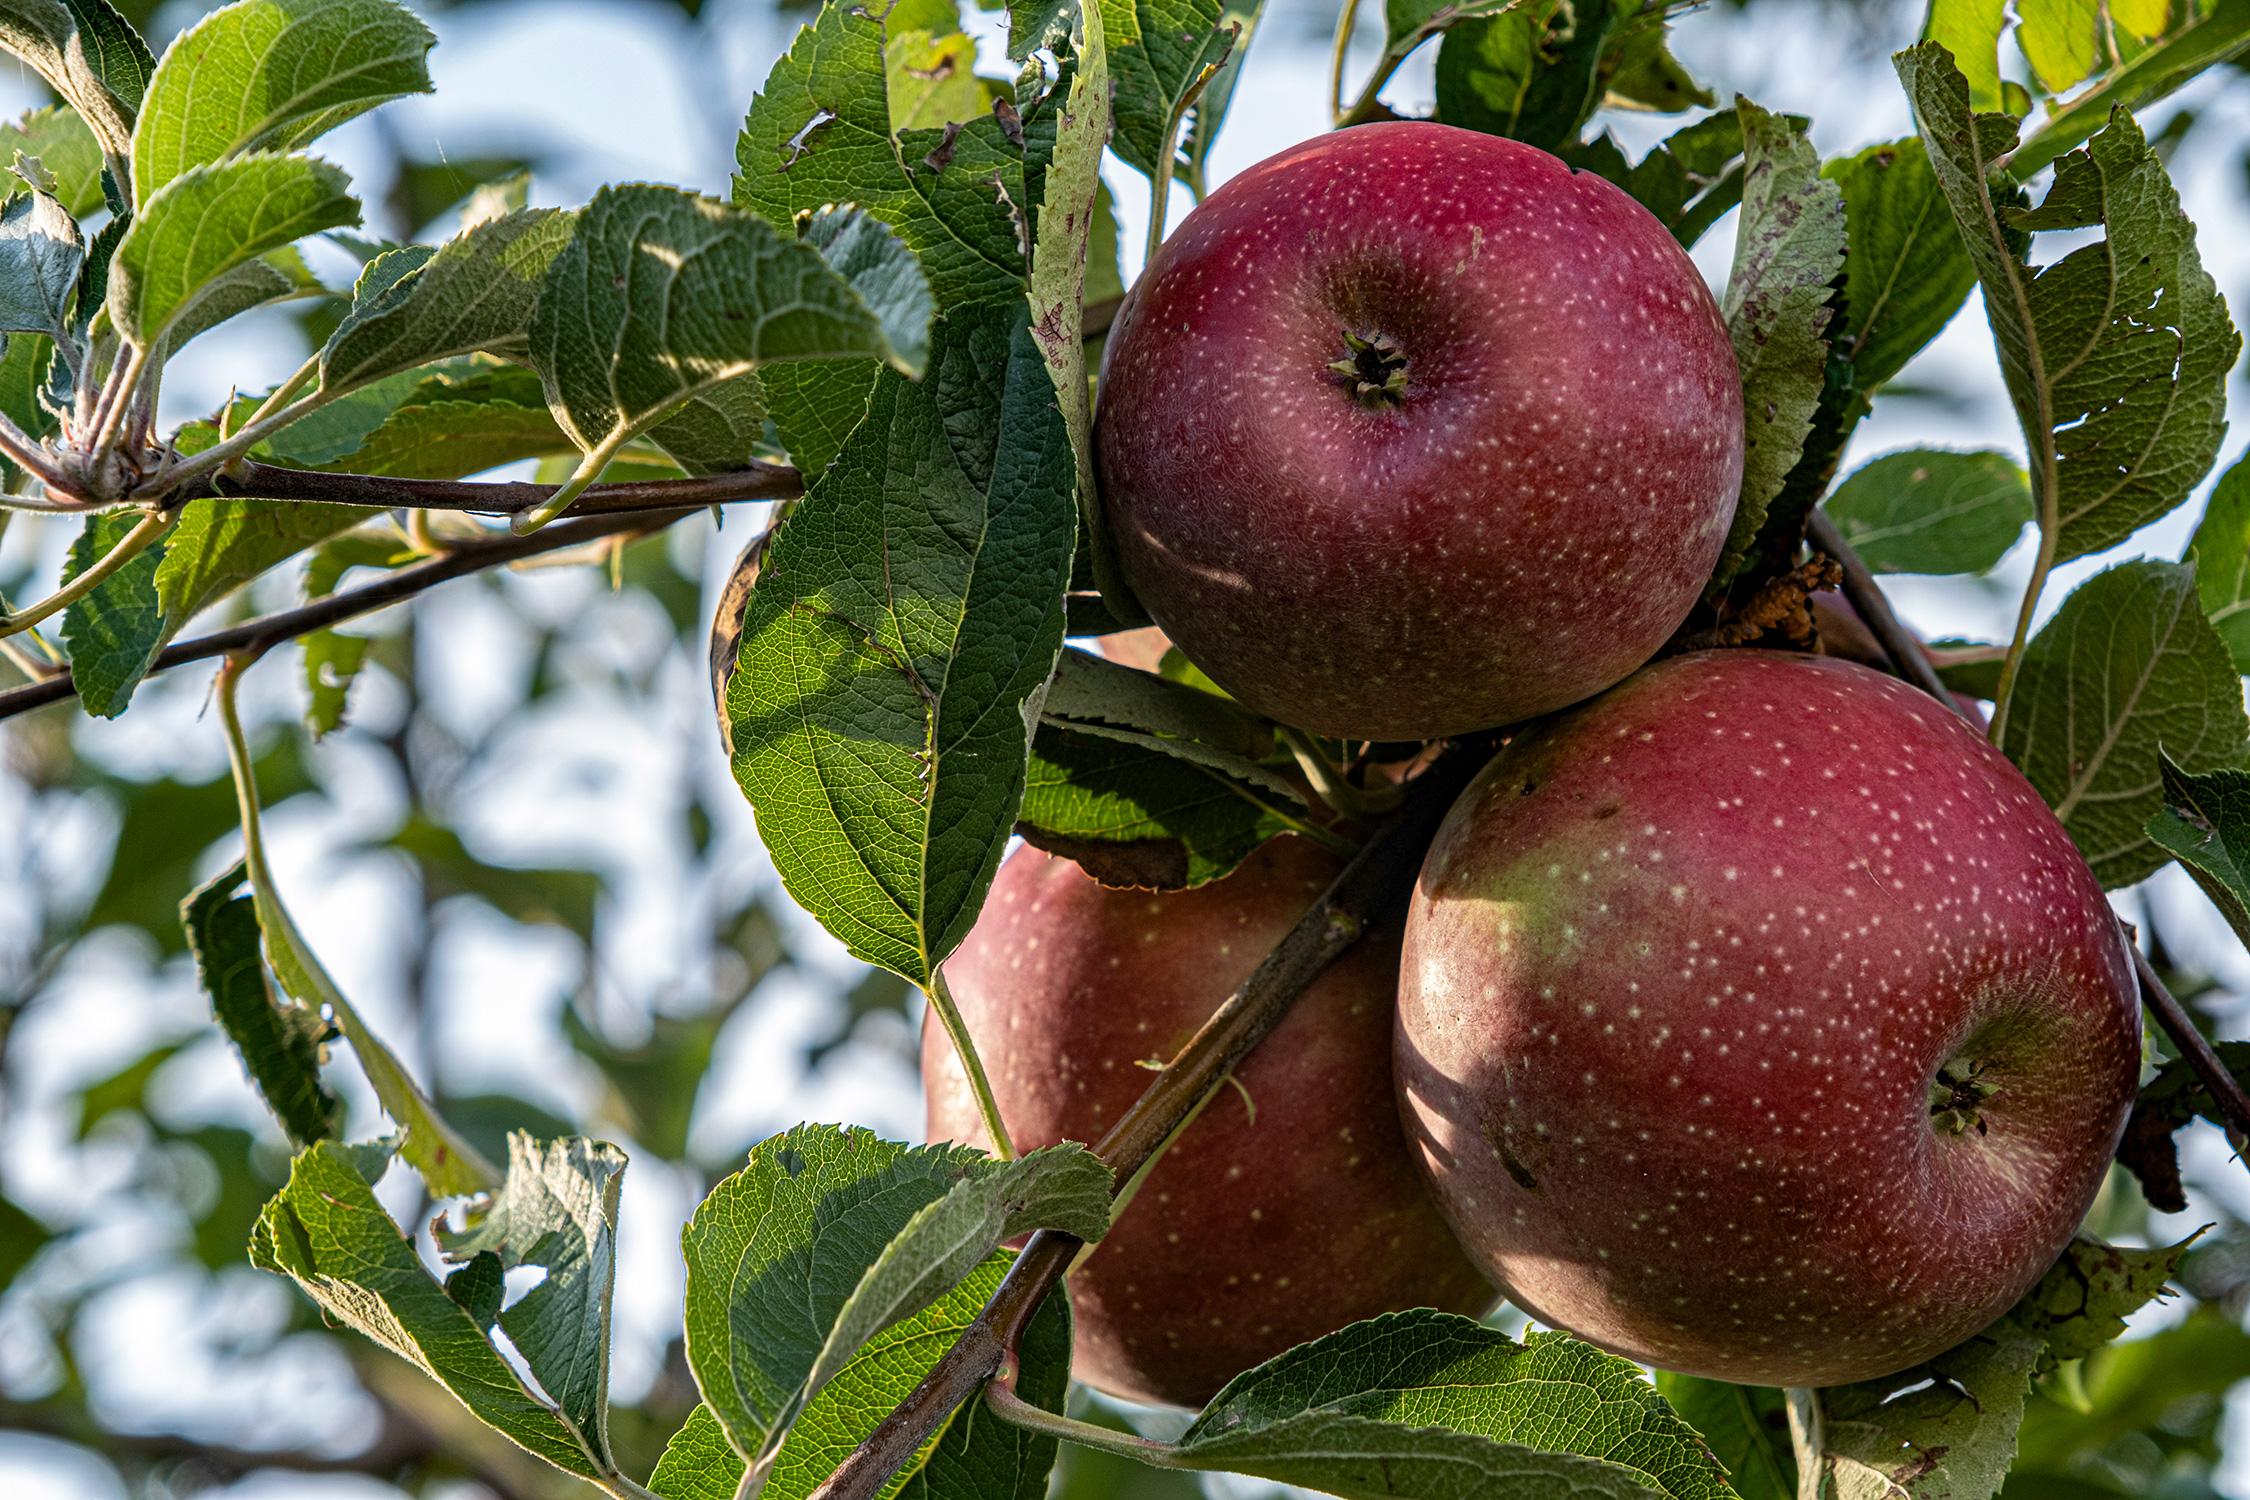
[
  {"xmin": 983, "ymin": 1377, "xmax": 1195, "ymax": 1467},
  {"xmin": 1279, "ymin": 724, "xmax": 1404, "ymax": 818},
  {"xmin": 1783, "ymin": 1387, "xmax": 1825, "ymax": 1500},
  {"xmin": 805, "ymin": 736, "xmax": 1500, "ymax": 1500},
  {"xmin": 1810, "ymin": 508, "xmax": 2250, "ymax": 1149},
  {"xmin": 926, "ymin": 968, "xmax": 1018, "ymax": 1160}
]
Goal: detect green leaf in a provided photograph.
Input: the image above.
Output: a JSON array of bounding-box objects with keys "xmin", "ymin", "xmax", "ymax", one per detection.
[
  {"xmin": 763, "ymin": 359, "xmax": 879, "ymax": 477},
  {"xmin": 250, "ymin": 1139, "xmax": 622, "ymax": 1481},
  {"xmin": 1, "ymin": 105, "xmax": 108, "ymax": 217},
  {"xmin": 1920, "ymin": 0, "xmax": 2010, "ymax": 113},
  {"xmin": 1039, "ymin": 648, "xmax": 1302, "ymax": 804},
  {"xmin": 0, "ymin": 185, "xmax": 81, "ymax": 340},
  {"xmin": 764, "ymin": 1257, "xmax": 1073, "ymax": 1500},
  {"xmin": 1103, "ymin": 0, "xmax": 1235, "ymax": 184},
  {"xmin": 1823, "ymin": 449, "xmax": 2032, "ymax": 575},
  {"xmin": 183, "ymin": 861, "xmax": 341, "ymax": 1147},
  {"xmin": 2017, "ymin": 0, "xmax": 2102, "ymax": 94},
  {"xmin": 529, "ymin": 185, "xmax": 928, "ymax": 481},
  {"xmin": 1042, "ymin": 646, "xmax": 1267, "ymax": 756},
  {"xmin": 1026, "ymin": 3, "xmax": 1110, "ymax": 605},
  {"xmin": 1433, "ymin": 0, "xmax": 1607, "ymax": 153},
  {"xmin": 733, "ymin": 0, "xmax": 1033, "ymax": 311},
  {"xmin": 1180, "ymin": 0, "xmax": 1263, "ymax": 194},
  {"xmin": 0, "ymin": 0, "xmax": 155, "ymax": 171},
  {"xmin": 652, "ymin": 1405, "xmax": 745, "ymax": 1500},
  {"xmin": 1806, "ymin": 1237, "xmax": 2192, "ymax": 1500},
  {"xmin": 1823, "ymin": 136, "xmax": 1977, "ymax": 390},
  {"xmin": 434, "ymin": 1133, "xmax": 628, "ymax": 1462},
  {"xmin": 108, "ymin": 152, "xmax": 359, "ymax": 351},
  {"xmin": 679, "ymin": 1124, "xmax": 1107, "ymax": 1465},
  {"xmin": 1565, "ymin": 110, "xmax": 1745, "ymax": 248},
  {"xmin": 886, "ymin": 11, "xmax": 991, "ymax": 133},
  {"xmin": 2188, "ymin": 450, "xmax": 2250, "ymax": 672},
  {"xmin": 301, "ymin": 626, "xmax": 368, "ymax": 738},
  {"xmin": 1650, "ymin": 1373, "xmax": 1792, "ymax": 1500},
  {"xmin": 2010, "ymin": 1, "xmax": 2250, "ymax": 178},
  {"xmin": 320, "ymin": 207, "xmax": 576, "ymax": 393},
  {"xmin": 1156, "ymin": 1311, "xmax": 1734, "ymax": 1498},
  {"xmin": 1600, "ymin": 2, "xmax": 1711, "ymax": 114},
  {"xmin": 58, "ymin": 507, "xmax": 164, "ymax": 718},
  {"xmin": 1017, "ymin": 724, "xmax": 1295, "ymax": 890},
  {"xmin": 801, "ymin": 201, "xmax": 937, "ymax": 375},
  {"xmin": 2003, "ymin": 559, "xmax": 2250, "ymax": 889},
  {"xmin": 2148, "ymin": 751, "xmax": 2250, "ymax": 951},
  {"xmin": 723, "ymin": 306, "xmax": 1075, "ymax": 984},
  {"xmin": 316, "ymin": 396, "xmax": 571, "ymax": 481},
  {"xmin": 153, "ymin": 496, "xmax": 381, "ymax": 629},
  {"xmin": 154, "ymin": 246, "xmax": 325, "ymax": 361},
  {"xmin": 131, "ymin": 0, "xmax": 434, "ymax": 205},
  {"xmin": 1897, "ymin": 46, "xmax": 2239, "ymax": 564},
  {"xmin": 658, "ymin": 1261, "xmax": 1073, "ymax": 1500},
  {"xmin": 1712, "ymin": 99, "xmax": 1845, "ymax": 589}
]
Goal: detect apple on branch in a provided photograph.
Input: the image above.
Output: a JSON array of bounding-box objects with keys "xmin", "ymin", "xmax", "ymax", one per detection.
[
  {"xmin": 925, "ymin": 836, "xmax": 1494, "ymax": 1407},
  {"xmin": 1096, "ymin": 121, "xmax": 1745, "ymax": 741},
  {"xmin": 1395, "ymin": 650, "xmax": 2139, "ymax": 1387}
]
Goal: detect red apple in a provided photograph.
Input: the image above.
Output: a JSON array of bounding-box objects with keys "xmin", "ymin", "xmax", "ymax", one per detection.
[
  {"xmin": 1394, "ymin": 650, "xmax": 2138, "ymax": 1386},
  {"xmin": 1094, "ymin": 121, "xmax": 1744, "ymax": 741},
  {"xmin": 924, "ymin": 837, "xmax": 1493, "ymax": 1406}
]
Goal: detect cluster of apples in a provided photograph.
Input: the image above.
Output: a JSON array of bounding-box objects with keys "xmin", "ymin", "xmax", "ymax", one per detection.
[{"xmin": 923, "ymin": 123, "xmax": 2141, "ymax": 1405}]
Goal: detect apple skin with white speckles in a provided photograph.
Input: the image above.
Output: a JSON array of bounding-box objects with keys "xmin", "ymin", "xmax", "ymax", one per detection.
[
  {"xmin": 924, "ymin": 836, "xmax": 1494, "ymax": 1407},
  {"xmin": 1395, "ymin": 650, "xmax": 2139, "ymax": 1387},
  {"xmin": 1094, "ymin": 121, "xmax": 1745, "ymax": 741}
]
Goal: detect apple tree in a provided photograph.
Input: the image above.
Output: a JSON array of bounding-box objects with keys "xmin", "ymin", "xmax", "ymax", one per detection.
[{"xmin": 2, "ymin": 0, "xmax": 2250, "ymax": 1498}]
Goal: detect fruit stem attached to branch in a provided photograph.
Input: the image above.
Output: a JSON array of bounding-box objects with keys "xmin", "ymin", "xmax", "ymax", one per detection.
[
  {"xmin": 982, "ymin": 1378, "xmax": 1193, "ymax": 1467},
  {"xmin": 1784, "ymin": 1387, "xmax": 1824, "ymax": 1500},
  {"xmin": 806, "ymin": 736, "xmax": 1497, "ymax": 1500},
  {"xmin": 1810, "ymin": 509, "xmax": 2250, "ymax": 1147}
]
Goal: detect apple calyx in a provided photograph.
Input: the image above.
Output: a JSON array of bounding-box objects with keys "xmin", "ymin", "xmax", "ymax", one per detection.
[
  {"xmin": 1929, "ymin": 1059, "xmax": 2002, "ymax": 1136},
  {"xmin": 1328, "ymin": 327, "xmax": 1410, "ymax": 408}
]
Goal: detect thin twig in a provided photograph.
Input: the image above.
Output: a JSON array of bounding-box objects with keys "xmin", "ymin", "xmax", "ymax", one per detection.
[
  {"xmin": 1805, "ymin": 511, "xmax": 1950, "ymax": 702},
  {"xmin": 0, "ymin": 507, "xmax": 175, "ymax": 639},
  {"xmin": 2136, "ymin": 946, "xmax": 2250, "ymax": 1142},
  {"xmin": 807, "ymin": 737, "xmax": 1496, "ymax": 1500},
  {"xmin": 199, "ymin": 458, "xmax": 805, "ymax": 518},
  {"xmin": 0, "ymin": 411, "xmax": 77, "ymax": 498},
  {"xmin": 0, "ymin": 508, "xmax": 698, "ymax": 722},
  {"xmin": 1812, "ymin": 509, "xmax": 2250, "ymax": 1154},
  {"xmin": 1328, "ymin": 0, "xmax": 1364, "ymax": 122}
]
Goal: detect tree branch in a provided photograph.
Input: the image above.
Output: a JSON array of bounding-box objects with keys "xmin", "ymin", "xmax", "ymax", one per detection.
[
  {"xmin": 0, "ymin": 1397, "xmax": 548, "ymax": 1500},
  {"xmin": 0, "ymin": 507, "xmax": 698, "ymax": 721},
  {"xmin": 1805, "ymin": 511, "xmax": 1951, "ymax": 703},
  {"xmin": 201, "ymin": 457, "xmax": 804, "ymax": 518},
  {"xmin": 1808, "ymin": 508, "xmax": 2250, "ymax": 1146},
  {"xmin": 807, "ymin": 736, "xmax": 1498, "ymax": 1500}
]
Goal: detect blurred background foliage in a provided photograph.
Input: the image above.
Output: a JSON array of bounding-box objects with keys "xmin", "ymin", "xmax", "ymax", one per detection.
[{"xmin": 1, "ymin": 0, "xmax": 2249, "ymax": 1497}]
